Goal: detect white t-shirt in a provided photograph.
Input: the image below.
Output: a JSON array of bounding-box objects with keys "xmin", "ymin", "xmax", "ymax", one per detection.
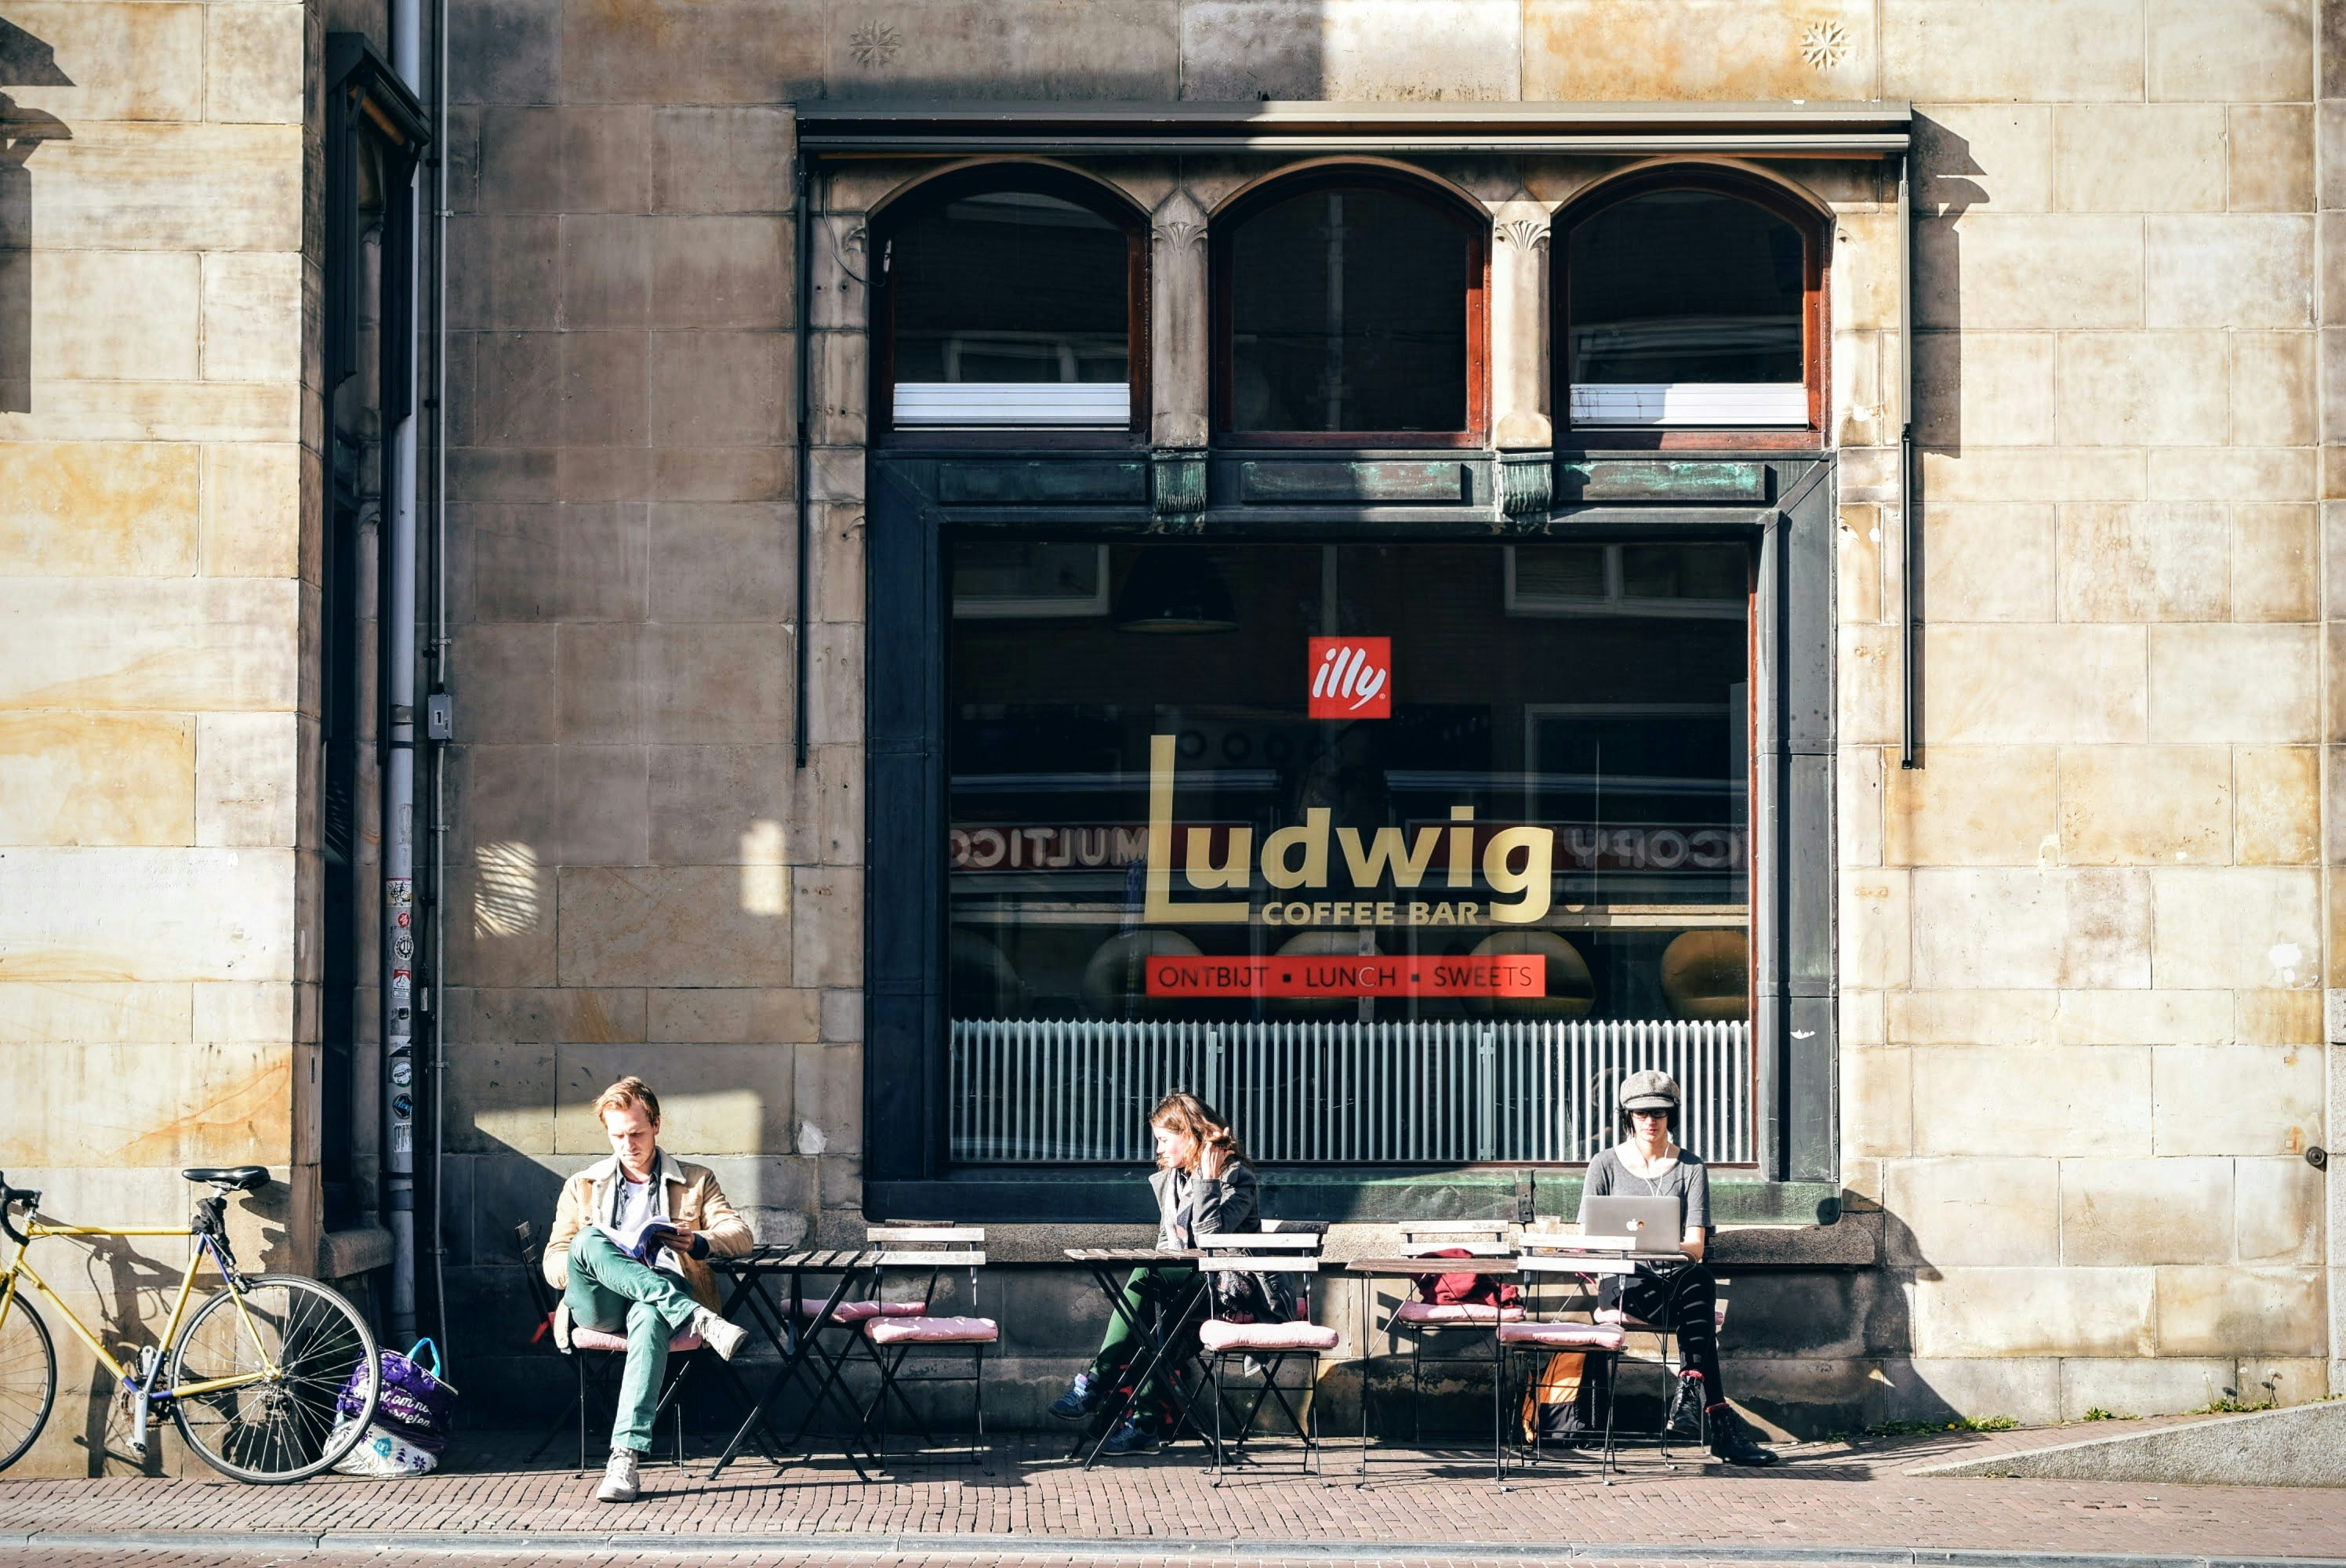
[{"xmin": 605, "ymin": 1167, "xmax": 683, "ymax": 1276}]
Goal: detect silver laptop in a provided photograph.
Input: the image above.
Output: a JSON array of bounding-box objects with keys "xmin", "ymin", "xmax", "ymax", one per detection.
[{"xmin": 1582, "ymin": 1196, "xmax": 1685, "ymax": 1254}]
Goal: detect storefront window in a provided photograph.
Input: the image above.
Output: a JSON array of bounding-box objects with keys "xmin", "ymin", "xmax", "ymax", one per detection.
[
  {"xmin": 1564, "ymin": 187, "xmax": 1810, "ymax": 429},
  {"xmin": 946, "ymin": 540, "xmax": 1752, "ymax": 1167},
  {"xmin": 882, "ymin": 183, "xmax": 1138, "ymax": 429},
  {"xmin": 1221, "ymin": 177, "xmax": 1483, "ymax": 439}
]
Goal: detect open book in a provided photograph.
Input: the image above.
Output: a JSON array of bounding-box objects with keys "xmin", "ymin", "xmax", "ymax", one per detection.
[{"xmin": 599, "ymin": 1214, "xmax": 682, "ymax": 1266}]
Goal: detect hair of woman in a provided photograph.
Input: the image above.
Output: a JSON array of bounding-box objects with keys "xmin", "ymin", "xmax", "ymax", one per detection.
[{"xmin": 1149, "ymin": 1089, "xmax": 1248, "ymax": 1171}]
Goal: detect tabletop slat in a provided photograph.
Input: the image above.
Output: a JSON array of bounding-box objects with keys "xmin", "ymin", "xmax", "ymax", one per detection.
[{"xmin": 1346, "ymin": 1256, "xmax": 1522, "ymax": 1274}]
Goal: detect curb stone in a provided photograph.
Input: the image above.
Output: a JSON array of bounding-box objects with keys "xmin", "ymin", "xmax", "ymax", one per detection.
[{"xmin": 13, "ymin": 1534, "xmax": 2346, "ymax": 1566}]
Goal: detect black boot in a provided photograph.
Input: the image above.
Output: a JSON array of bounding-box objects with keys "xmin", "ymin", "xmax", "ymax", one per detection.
[
  {"xmin": 1666, "ymin": 1371, "xmax": 1706, "ymax": 1439},
  {"xmin": 1708, "ymin": 1408, "xmax": 1780, "ymax": 1466}
]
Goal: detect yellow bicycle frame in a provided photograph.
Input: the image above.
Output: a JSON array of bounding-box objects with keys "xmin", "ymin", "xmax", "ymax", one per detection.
[{"xmin": 0, "ymin": 1220, "xmax": 281, "ymax": 1398}]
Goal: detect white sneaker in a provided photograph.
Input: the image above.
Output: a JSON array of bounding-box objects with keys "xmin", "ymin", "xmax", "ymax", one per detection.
[
  {"xmin": 692, "ymin": 1306, "xmax": 748, "ymax": 1362},
  {"xmin": 597, "ymin": 1447, "xmax": 641, "ymax": 1503}
]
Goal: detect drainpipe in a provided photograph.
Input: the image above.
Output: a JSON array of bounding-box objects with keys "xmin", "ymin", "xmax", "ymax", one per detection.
[
  {"xmin": 1898, "ymin": 151, "xmax": 1919, "ymax": 770},
  {"xmin": 426, "ymin": 0, "xmax": 452, "ymax": 1362},
  {"xmin": 383, "ymin": 0, "xmax": 423, "ymax": 1342},
  {"xmin": 794, "ymin": 158, "xmax": 813, "ymax": 771}
]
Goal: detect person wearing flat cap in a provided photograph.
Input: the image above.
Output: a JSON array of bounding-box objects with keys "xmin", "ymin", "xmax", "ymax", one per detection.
[{"xmin": 1581, "ymin": 1068, "xmax": 1778, "ymax": 1465}]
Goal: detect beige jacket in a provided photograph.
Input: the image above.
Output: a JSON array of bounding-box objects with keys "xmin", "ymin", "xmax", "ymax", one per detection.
[{"xmin": 543, "ymin": 1151, "xmax": 753, "ymax": 1327}]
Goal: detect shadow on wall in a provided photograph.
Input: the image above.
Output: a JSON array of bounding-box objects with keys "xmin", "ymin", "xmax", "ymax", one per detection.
[
  {"xmin": 0, "ymin": 14, "xmax": 71, "ymax": 414},
  {"xmin": 1905, "ymin": 116, "xmax": 1987, "ymax": 761}
]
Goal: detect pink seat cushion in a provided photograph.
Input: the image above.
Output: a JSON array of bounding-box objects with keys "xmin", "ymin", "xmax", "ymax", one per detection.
[
  {"xmin": 572, "ymin": 1325, "xmax": 703, "ymax": 1354},
  {"xmin": 865, "ymin": 1315, "xmax": 999, "ymax": 1346},
  {"xmin": 797, "ymin": 1298, "xmax": 926, "ymax": 1324},
  {"xmin": 1200, "ymin": 1319, "xmax": 1340, "ymax": 1353},
  {"xmin": 1395, "ymin": 1301, "xmax": 1527, "ymax": 1326},
  {"xmin": 1498, "ymin": 1321, "xmax": 1626, "ymax": 1350}
]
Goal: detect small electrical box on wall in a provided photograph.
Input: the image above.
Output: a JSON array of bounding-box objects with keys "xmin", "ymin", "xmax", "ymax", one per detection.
[{"xmin": 424, "ymin": 692, "xmax": 453, "ymax": 742}]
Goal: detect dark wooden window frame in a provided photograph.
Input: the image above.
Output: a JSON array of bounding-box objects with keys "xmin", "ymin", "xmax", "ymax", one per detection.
[
  {"xmin": 1212, "ymin": 165, "xmax": 1491, "ymax": 449},
  {"xmin": 870, "ymin": 162, "xmax": 1152, "ymax": 450},
  {"xmin": 1554, "ymin": 165, "xmax": 1832, "ymax": 453}
]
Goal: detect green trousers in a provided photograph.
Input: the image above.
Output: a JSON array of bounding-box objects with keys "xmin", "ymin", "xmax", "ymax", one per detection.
[
  {"xmin": 564, "ymin": 1228, "xmax": 703, "ymax": 1454},
  {"xmin": 1085, "ymin": 1265, "xmax": 1200, "ymax": 1421}
]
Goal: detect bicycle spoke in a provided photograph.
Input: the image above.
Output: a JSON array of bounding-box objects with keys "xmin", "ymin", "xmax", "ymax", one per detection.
[
  {"xmin": 0, "ymin": 1299, "xmax": 56, "ymax": 1472},
  {"xmin": 171, "ymin": 1276, "xmax": 376, "ymax": 1483}
]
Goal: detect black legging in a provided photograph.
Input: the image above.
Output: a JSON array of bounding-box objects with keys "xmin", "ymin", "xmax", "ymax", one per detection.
[{"xmin": 1603, "ymin": 1261, "xmax": 1725, "ymax": 1410}]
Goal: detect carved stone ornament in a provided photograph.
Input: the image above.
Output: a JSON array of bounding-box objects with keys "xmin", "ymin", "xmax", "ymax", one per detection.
[
  {"xmin": 1153, "ymin": 219, "xmax": 1208, "ymax": 253},
  {"xmin": 1799, "ymin": 20, "xmax": 1851, "ymax": 69},
  {"xmin": 1496, "ymin": 216, "xmax": 1549, "ymax": 252},
  {"xmin": 1151, "ymin": 449, "xmax": 1208, "ymax": 519},
  {"xmin": 850, "ymin": 20, "xmax": 902, "ymax": 67},
  {"xmin": 1499, "ymin": 452, "xmax": 1554, "ymax": 519}
]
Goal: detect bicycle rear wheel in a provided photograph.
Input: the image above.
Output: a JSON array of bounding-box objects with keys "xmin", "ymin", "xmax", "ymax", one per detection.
[
  {"xmin": 169, "ymin": 1273, "xmax": 377, "ymax": 1483},
  {"xmin": 0, "ymin": 1290, "xmax": 56, "ymax": 1472}
]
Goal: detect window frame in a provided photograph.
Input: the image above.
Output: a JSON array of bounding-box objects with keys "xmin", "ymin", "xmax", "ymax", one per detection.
[
  {"xmin": 1553, "ymin": 165, "xmax": 1832, "ymax": 452},
  {"xmin": 1211, "ymin": 165, "xmax": 1491, "ymax": 449},
  {"xmin": 870, "ymin": 162, "xmax": 1152, "ymax": 448}
]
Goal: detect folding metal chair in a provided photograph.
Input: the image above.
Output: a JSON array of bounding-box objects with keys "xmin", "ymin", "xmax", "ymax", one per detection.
[
  {"xmin": 1196, "ymin": 1222, "xmax": 1338, "ymax": 1483},
  {"xmin": 514, "ymin": 1220, "xmax": 697, "ymax": 1471},
  {"xmin": 861, "ymin": 1225, "xmax": 997, "ymax": 1465},
  {"xmin": 1596, "ymin": 1283, "xmax": 1730, "ymax": 1463},
  {"xmin": 1384, "ymin": 1221, "xmax": 1521, "ymax": 1446},
  {"xmin": 1500, "ymin": 1230, "xmax": 1628, "ymax": 1483}
]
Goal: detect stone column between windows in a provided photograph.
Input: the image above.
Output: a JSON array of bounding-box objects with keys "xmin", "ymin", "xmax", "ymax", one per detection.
[
  {"xmin": 1150, "ymin": 187, "xmax": 1211, "ymax": 451},
  {"xmin": 1489, "ymin": 193, "xmax": 1554, "ymax": 452}
]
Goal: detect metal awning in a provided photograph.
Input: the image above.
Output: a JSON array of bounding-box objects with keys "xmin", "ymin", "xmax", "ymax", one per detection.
[{"xmin": 796, "ymin": 100, "xmax": 1912, "ymax": 158}]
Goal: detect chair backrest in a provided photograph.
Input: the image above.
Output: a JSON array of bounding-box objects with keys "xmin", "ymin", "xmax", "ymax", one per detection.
[
  {"xmin": 514, "ymin": 1220, "xmax": 561, "ymax": 1328},
  {"xmin": 868, "ymin": 1225, "xmax": 986, "ymax": 1313},
  {"xmin": 1399, "ymin": 1220, "xmax": 1513, "ymax": 1257},
  {"xmin": 1194, "ymin": 1227, "xmax": 1325, "ymax": 1275}
]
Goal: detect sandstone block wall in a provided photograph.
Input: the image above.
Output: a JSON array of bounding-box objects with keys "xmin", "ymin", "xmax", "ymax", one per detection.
[
  {"xmin": 0, "ymin": 0, "xmax": 318, "ymax": 1472},
  {"xmin": 0, "ymin": 0, "xmax": 2337, "ymax": 1465}
]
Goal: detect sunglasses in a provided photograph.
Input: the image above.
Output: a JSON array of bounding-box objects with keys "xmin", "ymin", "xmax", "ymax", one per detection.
[{"xmin": 1625, "ymin": 1106, "xmax": 1672, "ymax": 1118}]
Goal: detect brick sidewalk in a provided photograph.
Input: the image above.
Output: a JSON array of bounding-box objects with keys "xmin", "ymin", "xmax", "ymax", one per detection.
[{"xmin": 1, "ymin": 1428, "xmax": 2341, "ymax": 1564}]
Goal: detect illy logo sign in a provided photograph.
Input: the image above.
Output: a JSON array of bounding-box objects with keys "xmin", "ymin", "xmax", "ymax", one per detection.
[{"xmin": 1309, "ymin": 637, "xmax": 1391, "ymax": 719}]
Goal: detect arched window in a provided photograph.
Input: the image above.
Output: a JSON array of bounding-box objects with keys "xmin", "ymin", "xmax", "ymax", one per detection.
[
  {"xmin": 1559, "ymin": 171, "xmax": 1825, "ymax": 436},
  {"xmin": 1215, "ymin": 169, "xmax": 1487, "ymax": 445},
  {"xmin": 875, "ymin": 167, "xmax": 1146, "ymax": 434}
]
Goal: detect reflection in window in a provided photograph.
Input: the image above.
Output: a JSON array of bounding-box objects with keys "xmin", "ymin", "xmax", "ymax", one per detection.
[
  {"xmin": 946, "ymin": 543, "xmax": 1752, "ymax": 1168},
  {"xmin": 1507, "ymin": 543, "xmax": 1749, "ymax": 619},
  {"xmin": 888, "ymin": 190, "xmax": 1131, "ymax": 426},
  {"xmin": 1567, "ymin": 189, "xmax": 1807, "ymax": 427},
  {"xmin": 1229, "ymin": 187, "xmax": 1470, "ymax": 434}
]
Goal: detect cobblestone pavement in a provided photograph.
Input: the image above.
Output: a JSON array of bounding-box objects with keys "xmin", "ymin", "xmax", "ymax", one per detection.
[{"xmin": 1, "ymin": 1428, "xmax": 2340, "ymax": 1566}]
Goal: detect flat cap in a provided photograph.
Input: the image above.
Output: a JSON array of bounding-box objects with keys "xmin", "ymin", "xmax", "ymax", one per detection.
[{"xmin": 1618, "ymin": 1069, "xmax": 1680, "ymax": 1111}]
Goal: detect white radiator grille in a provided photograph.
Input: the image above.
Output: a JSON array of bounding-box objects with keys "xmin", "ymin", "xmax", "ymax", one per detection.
[{"xmin": 949, "ymin": 1018, "xmax": 1752, "ymax": 1166}]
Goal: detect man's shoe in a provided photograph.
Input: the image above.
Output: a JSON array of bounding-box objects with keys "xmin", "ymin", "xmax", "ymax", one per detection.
[
  {"xmin": 596, "ymin": 1447, "xmax": 642, "ymax": 1502},
  {"xmin": 692, "ymin": 1307, "xmax": 748, "ymax": 1362},
  {"xmin": 1100, "ymin": 1418, "xmax": 1159, "ymax": 1456},
  {"xmin": 1709, "ymin": 1412, "xmax": 1780, "ymax": 1467},
  {"xmin": 1048, "ymin": 1373, "xmax": 1101, "ymax": 1421}
]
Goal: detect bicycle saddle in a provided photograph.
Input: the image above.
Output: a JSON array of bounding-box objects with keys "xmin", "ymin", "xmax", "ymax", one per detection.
[{"xmin": 182, "ymin": 1166, "xmax": 270, "ymax": 1192}]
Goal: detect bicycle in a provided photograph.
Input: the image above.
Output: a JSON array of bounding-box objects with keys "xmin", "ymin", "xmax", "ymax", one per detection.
[{"xmin": 0, "ymin": 1165, "xmax": 380, "ymax": 1482}]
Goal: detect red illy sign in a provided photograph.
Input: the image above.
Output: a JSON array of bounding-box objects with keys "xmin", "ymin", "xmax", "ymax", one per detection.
[{"xmin": 1309, "ymin": 637, "xmax": 1391, "ymax": 719}]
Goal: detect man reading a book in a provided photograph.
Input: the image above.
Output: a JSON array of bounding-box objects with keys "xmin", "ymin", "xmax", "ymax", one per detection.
[{"xmin": 543, "ymin": 1076, "xmax": 754, "ymax": 1501}]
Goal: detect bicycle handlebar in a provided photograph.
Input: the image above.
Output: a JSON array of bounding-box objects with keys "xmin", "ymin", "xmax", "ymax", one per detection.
[{"xmin": 0, "ymin": 1174, "xmax": 34, "ymax": 1247}]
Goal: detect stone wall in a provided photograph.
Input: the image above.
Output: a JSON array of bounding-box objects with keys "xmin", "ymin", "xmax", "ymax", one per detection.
[
  {"xmin": 0, "ymin": 0, "xmax": 318, "ymax": 1473},
  {"xmin": 0, "ymin": 0, "xmax": 2336, "ymax": 1469},
  {"xmin": 427, "ymin": 0, "xmax": 2334, "ymax": 1433}
]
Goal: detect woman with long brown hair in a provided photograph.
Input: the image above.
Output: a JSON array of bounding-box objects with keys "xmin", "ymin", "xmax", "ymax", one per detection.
[{"xmin": 1048, "ymin": 1090, "xmax": 1273, "ymax": 1455}]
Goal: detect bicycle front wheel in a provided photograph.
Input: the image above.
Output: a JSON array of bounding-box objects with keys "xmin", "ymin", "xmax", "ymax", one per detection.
[
  {"xmin": 169, "ymin": 1273, "xmax": 377, "ymax": 1483},
  {"xmin": 0, "ymin": 1290, "xmax": 56, "ymax": 1472}
]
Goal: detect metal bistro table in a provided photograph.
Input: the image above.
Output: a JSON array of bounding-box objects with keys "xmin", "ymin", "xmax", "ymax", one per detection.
[
  {"xmin": 1345, "ymin": 1255, "xmax": 1523, "ymax": 1487},
  {"xmin": 707, "ymin": 1247, "xmax": 882, "ymax": 1481},
  {"xmin": 1063, "ymin": 1247, "xmax": 1207, "ymax": 1468}
]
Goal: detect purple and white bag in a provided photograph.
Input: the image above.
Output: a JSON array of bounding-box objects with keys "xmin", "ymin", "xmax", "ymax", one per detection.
[{"xmin": 333, "ymin": 1338, "xmax": 457, "ymax": 1475}]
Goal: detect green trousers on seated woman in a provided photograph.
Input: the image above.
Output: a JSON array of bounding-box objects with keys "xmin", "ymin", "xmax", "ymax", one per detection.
[
  {"xmin": 1084, "ymin": 1265, "xmax": 1201, "ymax": 1429},
  {"xmin": 565, "ymin": 1228, "xmax": 702, "ymax": 1454}
]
